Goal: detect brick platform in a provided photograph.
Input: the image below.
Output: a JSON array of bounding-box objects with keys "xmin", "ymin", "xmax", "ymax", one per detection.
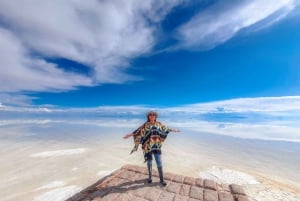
[{"xmin": 66, "ymin": 164, "xmax": 249, "ymax": 201}]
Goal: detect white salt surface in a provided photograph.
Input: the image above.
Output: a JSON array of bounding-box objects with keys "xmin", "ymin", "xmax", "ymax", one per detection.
[
  {"xmin": 1, "ymin": 122, "xmax": 299, "ymax": 201},
  {"xmin": 199, "ymin": 166, "xmax": 259, "ymax": 185},
  {"xmin": 30, "ymin": 148, "xmax": 87, "ymax": 158},
  {"xmin": 97, "ymin": 170, "xmax": 113, "ymax": 177},
  {"xmin": 35, "ymin": 181, "xmax": 65, "ymax": 191},
  {"xmin": 71, "ymin": 167, "xmax": 79, "ymax": 172},
  {"xmin": 200, "ymin": 166, "xmax": 300, "ymax": 201},
  {"xmin": 33, "ymin": 186, "xmax": 81, "ymax": 201}
]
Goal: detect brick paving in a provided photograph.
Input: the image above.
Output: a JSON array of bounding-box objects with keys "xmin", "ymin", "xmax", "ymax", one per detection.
[{"xmin": 66, "ymin": 164, "xmax": 249, "ymax": 201}]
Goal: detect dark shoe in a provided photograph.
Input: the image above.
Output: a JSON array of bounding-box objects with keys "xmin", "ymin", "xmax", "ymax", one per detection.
[
  {"xmin": 147, "ymin": 162, "xmax": 152, "ymax": 184},
  {"xmin": 160, "ymin": 180, "xmax": 167, "ymax": 186},
  {"xmin": 158, "ymin": 166, "xmax": 167, "ymax": 186}
]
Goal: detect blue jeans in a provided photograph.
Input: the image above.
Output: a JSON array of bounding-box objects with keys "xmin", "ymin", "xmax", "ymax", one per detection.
[{"xmin": 147, "ymin": 152, "xmax": 162, "ymax": 168}]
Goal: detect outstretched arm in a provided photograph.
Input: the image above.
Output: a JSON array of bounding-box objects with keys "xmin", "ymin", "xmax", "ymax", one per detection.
[
  {"xmin": 171, "ymin": 128, "xmax": 180, "ymax": 132},
  {"xmin": 123, "ymin": 133, "xmax": 134, "ymax": 139},
  {"xmin": 123, "ymin": 124, "xmax": 145, "ymax": 139}
]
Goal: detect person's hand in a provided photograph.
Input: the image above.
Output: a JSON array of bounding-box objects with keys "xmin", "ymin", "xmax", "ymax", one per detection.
[
  {"xmin": 123, "ymin": 133, "xmax": 132, "ymax": 139},
  {"xmin": 172, "ymin": 129, "xmax": 180, "ymax": 132}
]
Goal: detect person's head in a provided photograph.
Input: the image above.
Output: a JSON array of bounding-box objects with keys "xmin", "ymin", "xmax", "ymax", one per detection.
[{"xmin": 146, "ymin": 111, "xmax": 158, "ymax": 122}]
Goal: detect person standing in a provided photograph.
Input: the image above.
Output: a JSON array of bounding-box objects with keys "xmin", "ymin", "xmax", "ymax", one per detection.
[{"xmin": 123, "ymin": 111, "xmax": 180, "ymax": 186}]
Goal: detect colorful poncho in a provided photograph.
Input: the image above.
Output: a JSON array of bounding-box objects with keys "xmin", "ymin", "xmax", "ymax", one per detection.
[{"xmin": 130, "ymin": 121, "xmax": 172, "ymax": 161}]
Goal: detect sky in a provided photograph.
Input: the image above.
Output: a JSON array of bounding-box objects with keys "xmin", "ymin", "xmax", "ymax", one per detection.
[
  {"xmin": 1, "ymin": 0, "xmax": 300, "ymax": 140},
  {"xmin": 0, "ymin": 0, "xmax": 299, "ymax": 108}
]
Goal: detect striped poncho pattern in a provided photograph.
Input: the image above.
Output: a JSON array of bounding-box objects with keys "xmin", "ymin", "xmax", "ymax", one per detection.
[{"xmin": 130, "ymin": 121, "xmax": 172, "ymax": 161}]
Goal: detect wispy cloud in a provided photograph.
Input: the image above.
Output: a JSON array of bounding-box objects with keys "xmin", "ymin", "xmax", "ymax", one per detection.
[
  {"xmin": 0, "ymin": 27, "xmax": 93, "ymax": 93},
  {"xmin": 0, "ymin": 0, "xmax": 183, "ymax": 103},
  {"xmin": 177, "ymin": 0, "xmax": 296, "ymax": 50}
]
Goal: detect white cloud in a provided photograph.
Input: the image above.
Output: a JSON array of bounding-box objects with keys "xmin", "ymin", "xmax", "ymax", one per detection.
[
  {"xmin": 175, "ymin": 96, "xmax": 300, "ymax": 113},
  {"xmin": 0, "ymin": 93, "xmax": 36, "ymax": 107},
  {"xmin": 0, "ymin": 0, "xmax": 185, "ymax": 105},
  {"xmin": 1, "ymin": 96, "xmax": 300, "ymax": 142},
  {"xmin": 0, "ymin": 0, "xmax": 182, "ymax": 89},
  {"xmin": 0, "ymin": 27, "xmax": 93, "ymax": 93},
  {"xmin": 177, "ymin": 0, "xmax": 296, "ymax": 50}
]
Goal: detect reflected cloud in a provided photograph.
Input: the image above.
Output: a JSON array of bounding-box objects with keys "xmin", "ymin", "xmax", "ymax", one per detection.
[{"xmin": 1, "ymin": 96, "xmax": 300, "ymax": 142}]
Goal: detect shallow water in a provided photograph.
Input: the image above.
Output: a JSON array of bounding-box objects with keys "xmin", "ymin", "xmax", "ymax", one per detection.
[{"xmin": 0, "ymin": 120, "xmax": 299, "ymax": 201}]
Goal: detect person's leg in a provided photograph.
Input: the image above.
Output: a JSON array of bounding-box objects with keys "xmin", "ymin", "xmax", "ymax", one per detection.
[
  {"xmin": 147, "ymin": 153, "xmax": 152, "ymax": 183},
  {"xmin": 154, "ymin": 153, "xmax": 166, "ymax": 186},
  {"xmin": 146, "ymin": 157, "xmax": 153, "ymax": 183}
]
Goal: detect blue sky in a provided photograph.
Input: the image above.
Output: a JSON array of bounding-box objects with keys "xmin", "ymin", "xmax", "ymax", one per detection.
[
  {"xmin": 1, "ymin": 1, "xmax": 300, "ymax": 143},
  {"xmin": 0, "ymin": 0, "xmax": 299, "ymax": 108}
]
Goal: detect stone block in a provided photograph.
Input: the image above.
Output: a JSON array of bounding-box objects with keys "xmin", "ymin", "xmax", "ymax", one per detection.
[
  {"xmin": 129, "ymin": 195, "xmax": 148, "ymax": 201},
  {"xmin": 188, "ymin": 198, "xmax": 199, "ymax": 201},
  {"xmin": 135, "ymin": 166, "xmax": 148, "ymax": 174},
  {"xmin": 115, "ymin": 193, "xmax": 135, "ymax": 201},
  {"xmin": 190, "ymin": 186, "xmax": 203, "ymax": 200},
  {"xmin": 179, "ymin": 184, "xmax": 191, "ymax": 196},
  {"xmin": 144, "ymin": 187, "xmax": 162, "ymax": 201},
  {"xmin": 157, "ymin": 191, "xmax": 175, "ymax": 201},
  {"xmin": 101, "ymin": 190, "xmax": 121, "ymax": 201},
  {"xmin": 132, "ymin": 186, "xmax": 151, "ymax": 198},
  {"xmin": 65, "ymin": 164, "xmax": 251, "ymax": 201},
  {"xmin": 105, "ymin": 177, "xmax": 128, "ymax": 188},
  {"xmin": 174, "ymin": 194, "xmax": 189, "ymax": 201},
  {"xmin": 218, "ymin": 192, "xmax": 234, "ymax": 201},
  {"xmin": 230, "ymin": 184, "xmax": 246, "ymax": 195},
  {"xmin": 89, "ymin": 187, "xmax": 112, "ymax": 199},
  {"xmin": 164, "ymin": 172, "xmax": 176, "ymax": 181},
  {"xmin": 122, "ymin": 164, "xmax": 136, "ymax": 171},
  {"xmin": 118, "ymin": 170, "xmax": 138, "ymax": 181},
  {"xmin": 113, "ymin": 169, "xmax": 125, "ymax": 177},
  {"xmin": 166, "ymin": 182, "xmax": 181, "ymax": 194},
  {"xmin": 217, "ymin": 184, "xmax": 231, "ymax": 192},
  {"xmin": 203, "ymin": 189, "xmax": 218, "ymax": 201},
  {"xmin": 183, "ymin": 177, "xmax": 196, "ymax": 185},
  {"xmin": 204, "ymin": 179, "xmax": 217, "ymax": 191},
  {"xmin": 133, "ymin": 173, "xmax": 148, "ymax": 181},
  {"xmin": 195, "ymin": 178, "xmax": 204, "ymax": 187},
  {"xmin": 234, "ymin": 195, "xmax": 249, "ymax": 201},
  {"xmin": 172, "ymin": 175, "xmax": 185, "ymax": 183}
]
